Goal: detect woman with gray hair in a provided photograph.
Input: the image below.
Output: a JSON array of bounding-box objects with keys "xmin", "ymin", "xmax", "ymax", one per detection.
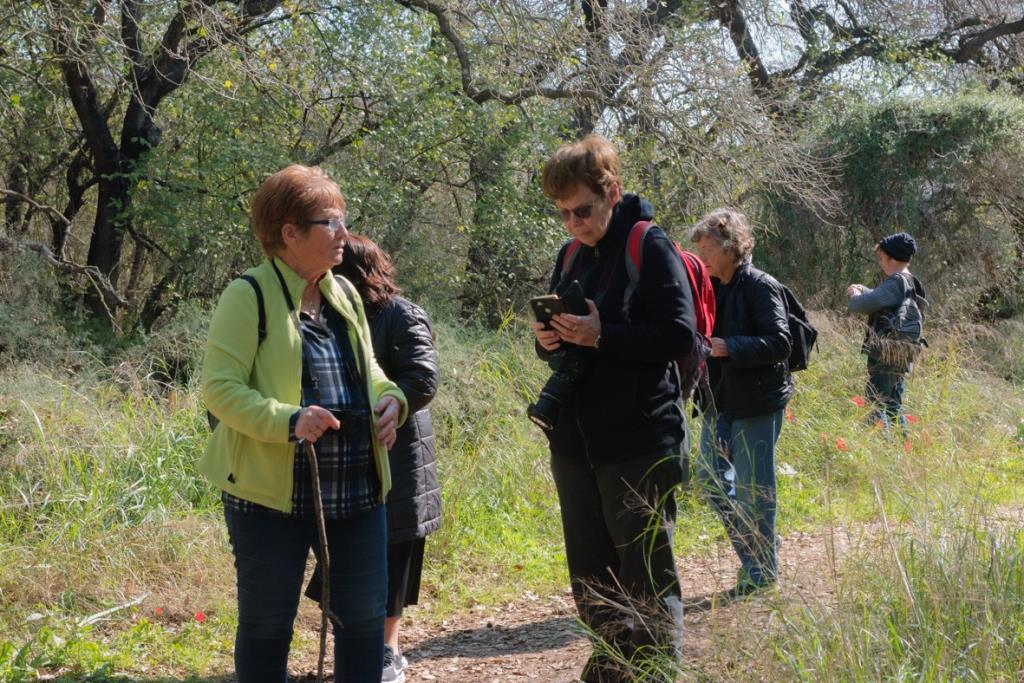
[{"xmin": 690, "ymin": 208, "xmax": 793, "ymax": 597}]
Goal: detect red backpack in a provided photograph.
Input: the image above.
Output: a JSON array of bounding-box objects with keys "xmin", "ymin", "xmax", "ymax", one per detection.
[{"xmin": 559, "ymin": 221, "xmax": 715, "ymax": 401}]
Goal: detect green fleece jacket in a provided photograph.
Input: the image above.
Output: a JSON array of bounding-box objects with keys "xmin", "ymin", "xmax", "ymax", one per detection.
[{"xmin": 200, "ymin": 257, "xmax": 408, "ymax": 512}]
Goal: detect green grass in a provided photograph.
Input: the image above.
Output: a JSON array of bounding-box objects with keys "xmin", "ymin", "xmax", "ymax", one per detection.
[
  {"xmin": 761, "ymin": 504, "xmax": 1024, "ymax": 682},
  {"xmin": 0, "ymin": 310, "xmax": 1022, "ymax": 680}
]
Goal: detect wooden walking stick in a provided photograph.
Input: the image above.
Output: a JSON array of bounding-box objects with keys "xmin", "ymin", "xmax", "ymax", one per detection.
[{"xmin": 304, "ymin": 439, "xmax": 342, "ymax": 683}]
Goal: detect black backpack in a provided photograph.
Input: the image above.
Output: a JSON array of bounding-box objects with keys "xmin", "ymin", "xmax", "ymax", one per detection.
[{"xmin": 781, "ymin": 285, "xmax": 817, "ymax": 371}]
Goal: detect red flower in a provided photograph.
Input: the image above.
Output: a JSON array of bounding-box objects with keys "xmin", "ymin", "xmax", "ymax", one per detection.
[
  {"xmin": 154, "ymin": 607, "xmax": 164, "ymax": 617},
  {"xmin": 904, "ymin": 439, "xmax": 912, "ymax": 453},
  {"xmin": 906, "ymin": 414, "xmax": 919, "ymax": 424},
  {"xmin": 851, "ymin": 396, "xmax": 866, "ymax": 408},
  {"xmin": 835, "ymin": 437, "xmax": 849, "ymax": 451},
  {"xmin": 785, "ymin": 409, "xmax": 795, "ymax": 422},
  {"xmin": 194, "ymin": 611, "xmax": 206, "ymax": 624}
]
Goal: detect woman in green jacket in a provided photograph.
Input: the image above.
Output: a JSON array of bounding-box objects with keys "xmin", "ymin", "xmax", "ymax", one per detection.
[{"xmin": 201, "ymin": 164, "xmax": 407, "ymax": 682}]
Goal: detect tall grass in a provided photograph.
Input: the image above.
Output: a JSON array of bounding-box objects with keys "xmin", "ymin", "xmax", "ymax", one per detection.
[
  {"xmin": 421, "ymin": 317, "xmax": 566, "ymax": 606},
  {"xmin": 0, "ymin": 305, "xmax": 1022, "ymax": 679},
  {"xmin": 587, "ymin": 314, "xmax": 1024, "ymax": 682},
  {"xmin": 765, "ymin": 504, "xmax": 1024, "ymax": 682}
]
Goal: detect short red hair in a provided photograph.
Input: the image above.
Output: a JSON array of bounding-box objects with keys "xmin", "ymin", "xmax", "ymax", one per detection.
[
  {"xmin": 250, "ymin": 165, "xmax": 346, "ymax": 256},
  {"xmin": 541, "ymin": 135, "xmax": 621, "ymax": 201}
]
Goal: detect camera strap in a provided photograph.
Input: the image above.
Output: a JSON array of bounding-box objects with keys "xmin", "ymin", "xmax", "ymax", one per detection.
[{"xmin": 271, "ymin": 260, "xmax": 326, "ymax": 403}]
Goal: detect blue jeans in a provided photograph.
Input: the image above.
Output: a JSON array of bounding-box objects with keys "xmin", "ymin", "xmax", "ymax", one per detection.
[
  {"xmin": 224, "ymin": 504, "xmax": 387, "ymax": 683},
  {"xmin": 697, "ymin": 409, "xmax": 783, "ymax": 585},
  {"xmin": 866, "ymin": 363, "xmax": 907, "ymax": 436}
]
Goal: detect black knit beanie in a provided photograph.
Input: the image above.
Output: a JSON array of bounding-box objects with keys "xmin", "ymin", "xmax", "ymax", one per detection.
[{"xmin": 878, "ymin": 232, "xmax": 917, "ymax": 262}]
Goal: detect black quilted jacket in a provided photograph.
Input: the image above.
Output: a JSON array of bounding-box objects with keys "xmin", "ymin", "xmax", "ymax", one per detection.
[{"xmin": 369, "ymin": 296, "xmax": 441, "ymax": 543}]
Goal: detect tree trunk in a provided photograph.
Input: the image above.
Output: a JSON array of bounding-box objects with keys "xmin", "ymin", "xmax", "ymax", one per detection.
[
  {"xmin": 4, "ymin": 156, "xmax": 29, "ymax": 233},
  {"xmin": 460, "ymin": 139, "xmax": 509, "ymax": 325},
  {"xmin": 124, "ymin": 236, "xmax": 147, "ymax": 305},
  {"xmin": 84, "ymin": 172, "xmax": 130, "ymax": 319}
]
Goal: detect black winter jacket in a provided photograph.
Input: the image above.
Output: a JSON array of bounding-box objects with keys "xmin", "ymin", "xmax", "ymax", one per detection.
[
  {"xmin": 538, "ymin": 194, "xmax": 696, "ymax": 464},
  {"xmin": 369, "ymin": 296, "xmax": 441, "ymax": 543},
  {"xmin": 705, "ymin": 263, "xmax": 793, "ymax": 419}
]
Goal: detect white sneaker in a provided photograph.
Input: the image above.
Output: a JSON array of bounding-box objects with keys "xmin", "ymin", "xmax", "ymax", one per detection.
[{"xmin": 382, "ymin": 644, "xmax": 406, "ymax": 683}]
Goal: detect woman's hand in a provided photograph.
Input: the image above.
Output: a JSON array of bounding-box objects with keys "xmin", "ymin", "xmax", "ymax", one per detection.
[
  {"xmin": 374, "ymin": 395, "xmax": 401, "ymax": 449},
  {"xmin": 550, "ymin": 299, "xmax": 601, "ymax": 348},
  {"xmin": 531, "ymin": 321, "xmax": 562, "ymax": 352},
  {"xmin": 295, "ymin": 406, "xmax": 341, "ymax": 443},
  {"xmin": 710, "ymin": 336, "xmax": 730, "ymax": 358}
]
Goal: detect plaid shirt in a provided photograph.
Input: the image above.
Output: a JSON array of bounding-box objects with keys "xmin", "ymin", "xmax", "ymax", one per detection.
[{"xmin": 222, "ymin": 304, "xmax": 380, "ymax": 518}]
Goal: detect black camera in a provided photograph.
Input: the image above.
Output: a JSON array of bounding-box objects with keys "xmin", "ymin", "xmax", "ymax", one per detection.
[{"xmin": 527, "ymin": 280, "xmax": 592, "ymax": 432}]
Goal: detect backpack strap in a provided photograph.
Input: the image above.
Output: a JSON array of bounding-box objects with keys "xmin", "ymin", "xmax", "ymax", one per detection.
[
  {"xmin": 207, "ymin": 274, "xmax": 266, "ymax": 431},
  {"xmin": 899, "ymin": 271, "xmax": 915, "ymax": 302},
  {"xmin": 622, "ymin": 221, "xmax": 653, "ymax": 322},
  {"xmin": 238, "ymin": 275, "xmax": 266, "ymax": 346},
  {"xmin": 557, "ymin": 238, "xmax": 584, "ymax": 285}
]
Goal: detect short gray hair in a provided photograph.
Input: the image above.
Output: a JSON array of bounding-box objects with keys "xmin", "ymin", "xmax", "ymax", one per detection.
[{"xmin": 688, "ymin": 208, "xmax": 755, "ymax": 262}]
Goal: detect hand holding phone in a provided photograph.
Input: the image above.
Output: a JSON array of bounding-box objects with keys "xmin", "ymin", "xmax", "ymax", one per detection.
[
  {"xmin": 530, "ymin": 294, "xmax": 566, "ymax": 329},
  {"xmin": 530, "ymin": 280, "xmax": 588, "ymax": 330}
]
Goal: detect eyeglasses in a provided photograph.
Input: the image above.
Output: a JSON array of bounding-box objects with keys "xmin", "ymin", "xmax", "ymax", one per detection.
[
  {"xmin": 303, "ymin": 217, "xmax": 346, "ymax": 235},
  {"xmin": 555, "ymin": 202, "xmax": 595, "ymax": 222}
]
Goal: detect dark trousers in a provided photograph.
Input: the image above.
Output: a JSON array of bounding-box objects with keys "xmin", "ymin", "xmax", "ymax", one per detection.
[
  {"xmin": 224, "ymin": 504, "xmax": 387, "ymax": 683},
  {"xmin": 697, "ymin": 409, "xmax": 783, "ymax": 585},
  {"xmin": 866, "ymin": 362, "xmax": 908, "ymax": 436},
  {"xmin": 550, "ymin": 451, "xmax": 685, "ymax": 683}
]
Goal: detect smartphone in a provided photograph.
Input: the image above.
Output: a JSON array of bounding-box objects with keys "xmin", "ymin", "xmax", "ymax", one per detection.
[
  {"xmin": 558, "ymin": 279, "xmax": 587, "ymax": 315},
  {"xmin": 530, "ymin": 294, "xmax": 565, "ymax": 328},
  {"xmin": 530, "ymin": 280, "xmax": 587, "ymax": 328}
]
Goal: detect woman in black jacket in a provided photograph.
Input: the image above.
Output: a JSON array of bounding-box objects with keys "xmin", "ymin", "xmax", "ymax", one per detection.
[
  {"xmin": 312, "ymin": 234, "xmax": 440, "ymax": 683},
  {"xmin": 690, "ymin": 208, "xmax": 792, "ymax": 596},
  {"xmin": 531, "ymin": 135, "xmax": 695, "ymax": 682}
]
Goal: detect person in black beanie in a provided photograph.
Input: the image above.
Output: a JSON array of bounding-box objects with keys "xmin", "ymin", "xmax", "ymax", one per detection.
[{"xmin": 846, "ymin": 232, "xmax": 929, "ymax": 435}]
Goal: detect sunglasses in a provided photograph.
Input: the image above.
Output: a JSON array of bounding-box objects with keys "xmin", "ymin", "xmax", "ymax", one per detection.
[
  {"xmin": 555, "ymin": 202, "xmax": 595, "ymax": 222},
  {"xmin": 303, "ymin": 217, "xmax": 347, "ymax": 235}
]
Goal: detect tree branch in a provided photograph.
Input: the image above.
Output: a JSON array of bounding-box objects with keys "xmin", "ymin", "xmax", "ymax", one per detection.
[
  {"xmin": 0, "ymin": 235, "xmax": 129, "ymax": 309},
  {"xmin": 947, "ymin": 15, "xmax": 1024, "ymax": 64},
  {"xmin": 120, "ymin": 0, "xmax": 144, "ymax": 80},
  {"xmin": 790, "ymin": 10, "xmax": 1024, "ymax": 88},
  {"xmin": 0, "ymin": 188, "xmax": 72, "ymax": 226},
  {"xmin": 394, "ymin": 0, "xmax": 574, "ymax": 104},
  {"xmin": 52, "ymin": 18, "xmax": 120, "ymax": 175},
  {"xmin": 713, "ymin": 0, "xmax": 775, "ymax": 102}
]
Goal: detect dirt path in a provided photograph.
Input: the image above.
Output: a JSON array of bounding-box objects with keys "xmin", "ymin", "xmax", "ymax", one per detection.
[{"xmin": 292, "ymin": 523, "xmax": 871, "ymax": 682}]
